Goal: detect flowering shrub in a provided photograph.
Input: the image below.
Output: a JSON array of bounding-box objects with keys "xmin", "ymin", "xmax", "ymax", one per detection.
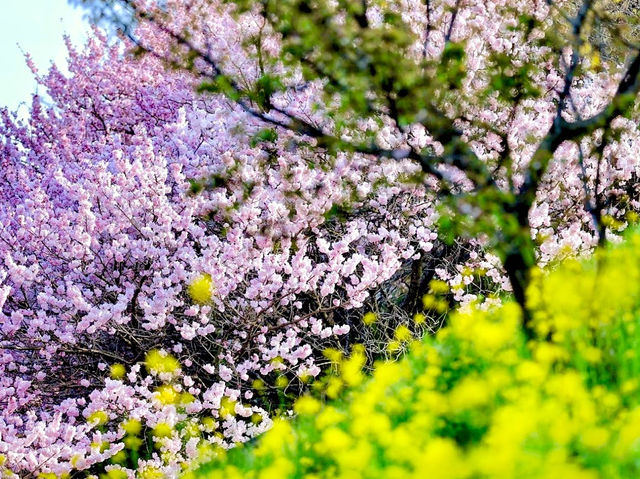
[
  {"xmin": 0, "ymin": 28, "xmax": 486, "ymax": 478},
  {"xmin": 191, "ymin": 230, "xmax": 640, "ymax": 479}
]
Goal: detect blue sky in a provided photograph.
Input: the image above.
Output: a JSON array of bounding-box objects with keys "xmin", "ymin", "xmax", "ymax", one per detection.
[{"xmin": 0, "ymin": 1, "xmax": 90, "ymax": 112}]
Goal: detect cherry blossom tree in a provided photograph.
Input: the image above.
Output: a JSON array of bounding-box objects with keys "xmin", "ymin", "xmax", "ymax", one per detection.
[
  {"xmin": 75, "ymin": 0, "xmax": 640, "ymax": 321},
  {"xmin": 0, "ymin": 24, "xmax": 479, "ymax": 478}
]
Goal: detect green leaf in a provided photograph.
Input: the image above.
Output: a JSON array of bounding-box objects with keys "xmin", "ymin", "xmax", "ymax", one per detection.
[{"xmin": 250, "ymin": 128, "xmax": 279, "ymax": 147}]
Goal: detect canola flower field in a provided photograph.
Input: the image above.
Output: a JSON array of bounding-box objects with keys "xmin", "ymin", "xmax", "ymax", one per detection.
[{"xmin": 185, "ymin": 231, "xmax": 640, "ymax": 479}]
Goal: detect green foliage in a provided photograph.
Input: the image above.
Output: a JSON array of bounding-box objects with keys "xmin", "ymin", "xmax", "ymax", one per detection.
[
  {"xmin": 488, "ymin": 52, "xmax": 541, "ymax": 102},
  {"xmin": 197, "ymin": 76, "xmax": 241, "ymax": 101},
  {"xmin": 253, "ymin": 75, "xmax": 284, "ymax": 110},
  {"xmin": 249, "ymin": 128, "xmax": 279, "ymax": 148},
  {"xmin": 189, "ymin": 230, "xmax": 640, "ymax": 478},
  {"xmin": 229, "ymin": 0, "xmax": 467, "ymax": 129}
]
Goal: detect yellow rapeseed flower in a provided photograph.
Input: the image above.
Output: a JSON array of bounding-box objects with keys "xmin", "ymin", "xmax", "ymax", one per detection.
[
  {"xmin": 139, "ymin": 467, "xmax": 165, "ymax": 479},
  {"xmin": 155, "ymin": 384, "xmax": 179, "ymax": 405},
  {"xmin": 153, "ymin": 422, "xmax": 173, "ymax": 439},
  {"xmin": 105, "ymin": 470, "xmax": 128, "ymax": 479},
  {"xmin": 188, "ymin": 273, "xmax": 213, "ymax": 304},
  {"xmin": 110, "ymin": 450, "xmax": 127, "ymax": 464},
  {"xmin": 124, "ymin": 436, "xmax": 143, "ymax": 450},
  {"xmin": 429, "ymin": 279, "xmax": 449, "ymax": 294},
  {"xmin": 122, "ymin": 418, "xmax": 142, "ymax": 435},
  {"xmin": 201, "ymin": 416, "xmax": 217, "ymax": 431},
  {"xmin": 275, "ymin": 375, "xmax": 289, "ymax": 389},
  {"xmin": 220, "ymin": 397, "xmax": 237, "ymax": 418},
  {"xmin": 315, "ymin": 426, "xmax": 352, "ymax": 454},
  {"xmin": 144, "ymin": 349, "xmax": 180, "ymax": 375},
  {"xmin": 109, "ymin": 363, "xmax": 126, "ymax": 380},
  {"xmin": 294, "ymin": 395, "xmax": 322, "ymax": 416},
  {"xmin": 394, "ymin": 324, "xmax": 412, "ymax": 342},
  {"xmin": 362, "ymin": 312, "xmax": 377, "ymax": 325},
  {"xmin": 323, "ymin": 347, "xmax": 343, "ymax": 363},
  {"xmin": 88, "ymin": 410, "xmax": 109, "ymax": 426}
]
